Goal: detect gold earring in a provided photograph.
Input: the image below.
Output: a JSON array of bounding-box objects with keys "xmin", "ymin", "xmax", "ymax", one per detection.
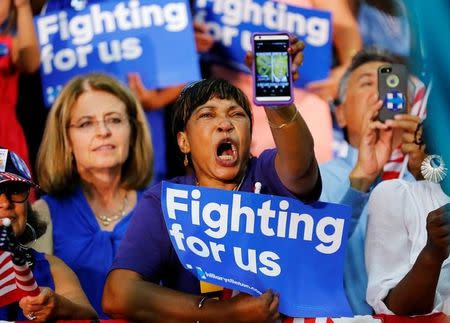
[{"xmin": 184, "ymin": 154, "xmax": 189, "ymax": 167}]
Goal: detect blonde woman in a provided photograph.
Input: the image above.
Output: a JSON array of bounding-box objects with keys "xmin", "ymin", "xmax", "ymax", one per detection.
[{"xmin": 33, "ymin": 73, "xmax": 153, "ymax": 318}]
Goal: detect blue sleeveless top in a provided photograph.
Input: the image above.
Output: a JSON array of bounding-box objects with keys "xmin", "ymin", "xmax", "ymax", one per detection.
[
  {"xmin": 43, "ymin": 188, "xmax": 144, "ymax": 319},
  {"xmin": 0, "ymin": 250, "xmax": 54, "ymax": 321}
]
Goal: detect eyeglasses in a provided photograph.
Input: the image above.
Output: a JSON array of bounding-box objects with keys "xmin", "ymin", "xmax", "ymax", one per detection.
[
  {"xmin": 68, "ymin": 115, "xmax": 129, "ymax": 133},
  {"xmin": 0, "ymin": 182, "xmax": 31, "ymax": 203}
]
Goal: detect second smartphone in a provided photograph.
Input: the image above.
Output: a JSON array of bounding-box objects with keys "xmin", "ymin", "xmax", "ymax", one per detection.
[
  {"xmin": 378, "ymin": 63, "xmax": 408, "ymax": 122},
  {"xmin": 252, "ymin": 33, "xmax": 294, "ymax": 106}
]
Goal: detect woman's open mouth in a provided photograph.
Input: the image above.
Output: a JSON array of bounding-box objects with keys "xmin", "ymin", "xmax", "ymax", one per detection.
[{"xmin": 215, "ymin": 139, "xmax": 238, "ymax": 166}]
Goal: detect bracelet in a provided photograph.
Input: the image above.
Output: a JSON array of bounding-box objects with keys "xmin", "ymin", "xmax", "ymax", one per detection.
[
  {"xmin": 198, "ymin": 296, "xmax": 209, "ymax": 308},
  {"xmin": 196, "ymin": 296, "xmax": 209, "ymax": 323},
  {"xmin": 267, "ymin": 108, "xmax": 299, "ymax": 129}
]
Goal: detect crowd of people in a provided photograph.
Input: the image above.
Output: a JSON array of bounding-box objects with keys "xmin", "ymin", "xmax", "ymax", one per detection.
[{"xmin": 0, "ymin": 0, "xmax": 449, "ymax": 321}]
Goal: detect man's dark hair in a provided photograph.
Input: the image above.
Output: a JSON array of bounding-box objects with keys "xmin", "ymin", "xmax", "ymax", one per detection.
[
  {"xmin": 171, "ymin": 78, "xmax": 253, "ymax": 137},
  {"xmin": 337, "ymin": 46, "xmax": 406, "ymax": 104}
]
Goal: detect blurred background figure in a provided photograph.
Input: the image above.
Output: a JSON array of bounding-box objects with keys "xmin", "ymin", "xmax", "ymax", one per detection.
[
  {"xmin": 366, "ymin": 0, "xmax": 450, "ymax": 316},
  {"xmin": 127, "ymin": 19, "xmax": 215, "ymax": 181},
  {"xmin": 348, "ymin": 0, "xmax": 410, "ymax": 58},
  {"xmin": 0, "ymin": 0, "xmax": 40, "ymax": 173},
  {"xmin": 319, "ymin": 47, "xmax": 426, "ymax": 314},
  {"xmin": 0, "ymin": 148, "xmax": 97, "ymax": 321},
  {"xmin": 33, "ymin": 73, "xmax": 153, "ymax": 318},
  {"xmin": 305, "ymin": 0, "xmax": 363, "ymax": 102}
]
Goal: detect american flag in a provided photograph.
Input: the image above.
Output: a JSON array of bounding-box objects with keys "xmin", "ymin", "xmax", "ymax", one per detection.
[{"xmin": 0, "ymin": 224, "xmax": 40, "ymax": 307}]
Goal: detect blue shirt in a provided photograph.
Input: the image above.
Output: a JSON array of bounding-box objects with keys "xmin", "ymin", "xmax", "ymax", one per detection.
[
  {"xmin": 320, "ymin": 142, "xmax": 414, "ymax": 314},
  {"xmin": 44, "ymin": 188, "xmax": 144, "ymax": 318}
]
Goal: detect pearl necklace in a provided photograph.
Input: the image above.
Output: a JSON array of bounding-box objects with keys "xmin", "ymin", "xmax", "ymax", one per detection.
[{"xmin": 97, "ymin": 193, "xmax": 129, "ymax": 227}]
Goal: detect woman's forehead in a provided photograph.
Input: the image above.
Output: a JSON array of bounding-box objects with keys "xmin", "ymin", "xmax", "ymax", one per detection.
[
  {"xmin": 193, "ymin": 97, "xmax": 240, "ymax": 110},
  {"xmin": 71, "ymin": 90, "xmax": 126, "ymax": 116}
]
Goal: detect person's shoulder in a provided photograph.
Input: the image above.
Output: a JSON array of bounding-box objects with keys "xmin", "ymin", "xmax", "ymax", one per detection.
[
  {"xmin": 372, "ymin": 179, "xmax": 433, "ymax": 198},
  {"xmin": 142, "ymin": 176, "xmax": 193, "ymax": 199},
  {"xmin": 251, "ymin": 148, "xmax": 275, "ymax": 169},
  {"xmin": 257, "ymin": 148, "xmax": 277, "ymax": 160},
  {"xmin": 43, "ymin": 253, "xmax": 65, "ymax": 268},
  {"xmin": 369, "ymin": 179, "xmax": 429, "ymax": 210},
  {"xmin": 41, "ymin": 188, "xmax": 80, "ymax": 203},
  {"xmin": 371, "ymin": 178, "xmax": 411, "ymax": 197}
]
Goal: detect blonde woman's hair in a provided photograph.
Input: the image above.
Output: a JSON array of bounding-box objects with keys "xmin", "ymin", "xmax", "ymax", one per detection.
[{"xmin": 36, "ymin": 73, "xmax": 153, "ymax": 195}]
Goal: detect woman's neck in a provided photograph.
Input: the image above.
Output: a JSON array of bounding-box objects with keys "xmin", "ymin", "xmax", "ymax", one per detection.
[
  {"xmin": 79, "ymin": 168, "xmax": 123, "ymax": 207},
  {"xmin": 196, "ymin": 166, "xmax": 247, "ymax": 191}
]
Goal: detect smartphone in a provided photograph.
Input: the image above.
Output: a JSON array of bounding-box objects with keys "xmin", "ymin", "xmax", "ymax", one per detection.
[
  {"xmin": 252, "ymin": 33, "xmax": 293, "ymax": 106},
  {"xmin": 378, "ymin": 63, "xmax": 408, "ymax": 122}
]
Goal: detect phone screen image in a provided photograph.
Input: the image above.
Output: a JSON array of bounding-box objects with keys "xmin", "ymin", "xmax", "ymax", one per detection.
[{"xmin": 253, "ymin": 34, "xmax": 292, "ymax": 105}]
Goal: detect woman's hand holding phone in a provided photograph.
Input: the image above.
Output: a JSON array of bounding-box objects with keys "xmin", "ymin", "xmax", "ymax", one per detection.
[{"xmin": 249, "ymin": 33, "xmax": 304, "ymax": 107}]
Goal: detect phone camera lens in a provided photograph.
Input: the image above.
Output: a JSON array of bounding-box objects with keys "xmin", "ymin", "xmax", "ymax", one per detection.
[{"xmin": 386, "ymin": 74, "xmax": 400, "ymax": 88}]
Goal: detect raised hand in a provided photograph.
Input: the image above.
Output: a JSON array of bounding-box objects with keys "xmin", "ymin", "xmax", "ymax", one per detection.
[
  {"xmin": 306, "ymin": 64, "xmax": 346, "ymax": 102},
  {"xmin": 385, "ymin": 114, "xmax": 426, "ymax": 179},
  {"xmin": 350, "ymin": 94, "xmax": 393, "ymax": 192},
  {"xmin": 128, "ymin": 73, "xmax": 151, "ymax": 104},
  {"xmin": 14, "ymin": 0, "xmax": 31, "ymax": 9}
]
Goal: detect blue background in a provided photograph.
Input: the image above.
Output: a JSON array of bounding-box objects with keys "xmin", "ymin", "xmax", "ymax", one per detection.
[
  {"xmin": 36, "ymin": 0, "xmax": 201, "ymax": 107},
  {"xmin": 194, "ymin": 0, "xmax": 332, "ymax": 88}
]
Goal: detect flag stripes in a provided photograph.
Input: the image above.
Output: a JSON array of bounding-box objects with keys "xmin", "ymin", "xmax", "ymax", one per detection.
[{"xmin": 0, "ymin": 250, "xmax": 39, "ymax": 307}]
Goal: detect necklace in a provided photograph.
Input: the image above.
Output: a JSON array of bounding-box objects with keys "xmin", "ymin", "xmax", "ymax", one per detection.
[{"xmin": 97, "ymin": 193, "xmax": 129, "ymax": 227}]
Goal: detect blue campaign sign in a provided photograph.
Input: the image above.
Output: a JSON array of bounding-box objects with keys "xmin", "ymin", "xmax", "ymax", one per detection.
[
  {"xmin": 194, "ymin": 0, "xmax": 332, "ymax": 87},
  {"xmin": 161, "ymin": 182, "xmax": 352, "ymax": 318},
  {"xmin": 36, "ymin": 0, "xmax": 201, "ymax": 107}
]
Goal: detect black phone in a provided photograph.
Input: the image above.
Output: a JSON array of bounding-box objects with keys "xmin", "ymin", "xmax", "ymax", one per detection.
[
  {"xmin": 252, "ymin": 32, "xmax": 293, "ymax": 106},
  {"xmin": 378, "ymin": 63, "xmax": 408, "ymax": 122}
]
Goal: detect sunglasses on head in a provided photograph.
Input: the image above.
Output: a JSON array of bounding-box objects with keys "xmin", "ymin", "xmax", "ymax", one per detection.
[{"xmin": 0, "ymin": 182, "xmax": 31, "ymax": 203}]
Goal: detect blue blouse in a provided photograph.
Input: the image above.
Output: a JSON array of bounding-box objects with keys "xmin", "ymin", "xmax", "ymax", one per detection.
[{"xmin": 44, "ymin": 188, "xmax": 144, "ymax": 318}]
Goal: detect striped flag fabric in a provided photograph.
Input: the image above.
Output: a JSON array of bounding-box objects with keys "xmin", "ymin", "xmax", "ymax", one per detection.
[
  {"xmin": 0, "ymin": 224, "xmax": 40, "ymax": 307},
  {"xmin": 0, "ymin": 250, "xmax": 40, "ymax": 307}
]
